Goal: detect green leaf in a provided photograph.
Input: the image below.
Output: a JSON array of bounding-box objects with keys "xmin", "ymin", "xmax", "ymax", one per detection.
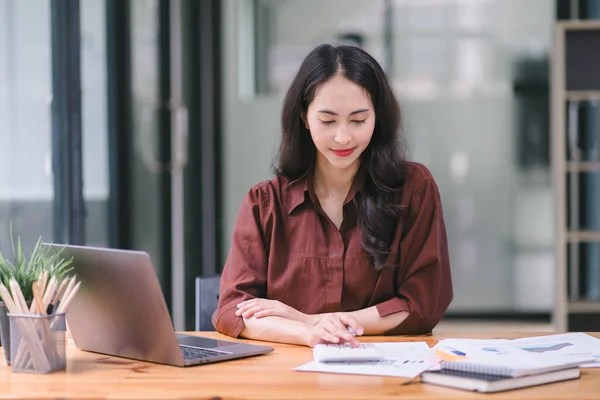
[
  {"xmin": 9, "ymin": 222, "xmax": 16, "ymax": 263},
  {"xmin": 0, "ymin": 223, "xmax": 75, "ymax": 301}
]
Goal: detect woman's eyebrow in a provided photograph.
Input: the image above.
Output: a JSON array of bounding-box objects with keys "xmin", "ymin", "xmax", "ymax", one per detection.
[{"xmin": 317, "ymin": 108, "xmax": 370, "ymax": 115}]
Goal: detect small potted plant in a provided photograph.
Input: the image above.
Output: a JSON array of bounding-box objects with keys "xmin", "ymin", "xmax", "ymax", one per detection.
[{"xmin": 0, "ymin": 226, "xmax": 74, "ymax": 365}]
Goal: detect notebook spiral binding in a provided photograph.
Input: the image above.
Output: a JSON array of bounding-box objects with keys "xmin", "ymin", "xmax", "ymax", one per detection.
[{"xmin": 441, "ymin": 361, "xmax": 513, "ymax": 377}]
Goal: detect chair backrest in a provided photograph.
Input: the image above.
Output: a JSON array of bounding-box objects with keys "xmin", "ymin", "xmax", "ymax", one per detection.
[{"xmin": 195, "ymin": 275, "xmax": 221, "ymax": 331}]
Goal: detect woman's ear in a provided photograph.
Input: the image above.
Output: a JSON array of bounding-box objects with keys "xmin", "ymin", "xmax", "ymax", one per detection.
[{"xmin": 301, "ymin": 113, "xmax": 309, "ymax": 130}]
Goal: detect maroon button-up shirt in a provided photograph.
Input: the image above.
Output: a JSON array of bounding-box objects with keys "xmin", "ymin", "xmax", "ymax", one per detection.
[{"xmin": 212, "ymin": 161, "xmax": 453, "ymax": 338}]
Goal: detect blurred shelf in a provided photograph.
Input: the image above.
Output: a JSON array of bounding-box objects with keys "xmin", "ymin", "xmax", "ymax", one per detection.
[
  {"xmin": 553, "ymin": 20, "xmax": 600, "ymax": 332},
  {"xmin": 568, "ymin": 302, "xmax": 600, "ymax": 313},
  {"xmin": 566, "ymin": 90, "xmax": 600, "ymax": 101},
  {"xmin": 566, "ymin": 231, "xmax": 600, "ymax": 242},
  {"xmin": 566, "ymin": 162, "xmax": 600, "ymax": 172}
]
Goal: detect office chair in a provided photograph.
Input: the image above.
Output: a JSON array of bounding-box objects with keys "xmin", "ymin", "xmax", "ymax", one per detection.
[{"xmin": 195, "ymin": 275, "xmax": 221, "ymax": 331}]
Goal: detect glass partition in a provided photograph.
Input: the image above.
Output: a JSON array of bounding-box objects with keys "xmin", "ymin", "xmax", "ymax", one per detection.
[
  {"xmin": 0, "ymin": 0, "xmax": 54, "ymax": 251},
  {"xmin": 81, "ymin": 0, "xmax": 110, "ymax": 247}
]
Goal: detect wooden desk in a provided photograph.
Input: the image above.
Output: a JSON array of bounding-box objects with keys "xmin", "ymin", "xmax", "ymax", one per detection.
[{"xmin": 0, "ymin": 331, "xmax": 598, "ymax": 399}]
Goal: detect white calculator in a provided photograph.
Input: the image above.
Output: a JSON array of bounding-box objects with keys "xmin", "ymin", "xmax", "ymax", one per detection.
[{"xmin": 312, "ymin": 343, "xmax": 385, "ymax": 363}]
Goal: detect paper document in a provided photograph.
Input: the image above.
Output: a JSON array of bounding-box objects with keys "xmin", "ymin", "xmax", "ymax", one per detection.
[
  {"xmin": 294, "ymin": 342, "xmax": 440, "ymax": 378},
  {"xmin": 434, "ymin": 333, "xmax": 600, "ymax": 368}
]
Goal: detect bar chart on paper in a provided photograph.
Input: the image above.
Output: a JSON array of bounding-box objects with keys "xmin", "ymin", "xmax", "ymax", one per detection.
[{"xmin": 434, "ymin": 333, "xmax": 600, "ymax": 368}]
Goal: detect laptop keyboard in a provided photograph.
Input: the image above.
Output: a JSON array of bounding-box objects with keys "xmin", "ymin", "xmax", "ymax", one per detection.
[{"xmin": 180, "ymin": 345, "xmax": 226, "ymax": 361}]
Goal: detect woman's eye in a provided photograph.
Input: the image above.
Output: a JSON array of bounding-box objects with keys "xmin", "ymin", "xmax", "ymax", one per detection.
[
  {"xmin": 352, "ymin": 119, "xmax": 367, "ymax": 124},
  {"xmin": 320, "ymin": 120, "xmax": 335, "ymax": 125}
]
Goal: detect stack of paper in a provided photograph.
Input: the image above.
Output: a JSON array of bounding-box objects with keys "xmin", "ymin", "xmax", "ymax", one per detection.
[
  {"xmin": 420, "ymin": 333, "xmax": 600, "ymax": 393},
  {"xmin": 294, "ymin": 342, "xmax": 440, "ymax": 378}
]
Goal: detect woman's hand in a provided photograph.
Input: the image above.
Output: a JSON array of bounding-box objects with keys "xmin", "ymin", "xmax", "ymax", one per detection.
[
  {"xmin": 235, "ymin": 298, "xmax": 313, "ymax": 324},
  {"xmin": 302, "ymin": 313, "xmax": 364, "ymax": 347}
]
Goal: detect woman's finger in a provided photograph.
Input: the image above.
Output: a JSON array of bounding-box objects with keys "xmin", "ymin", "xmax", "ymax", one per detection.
[
  {"xmin": 253, "ymin": 309, "xmax": 280, "ymax": 318},
  {"xmin": 238, "ymin": 305, "xmax": 264, "ymax": 318},
  {"xmin": 237, "ymin": 299, "xmax": 267, "ymax": 312},
  {"xmin": 326, "ymin": 318, "xmax": 354, "ymax": 341},
  {"xmin": 322, "ymin": 322, "xmax": 354, "ymax": 343},
  {"xmin": 323, "ymin": 321, "xmax": 361, "ymax": 347},
  {"xmin": 236, "ymin": 303, "xmax": 251, "ymax": 312},
  {"xmin": 235, "ymin": 303, "xmax": 256, "ymax": 315},
  {"xmin": 343, "ymin": 336, "xmax": 361, "ymax": 348},
  {"xmin": 236, "ymin": 299, "xmax": 258, "ymax": 309},
  {"xmin": 335, "ymin": 327, "xmax": 355, "ymax": 342},
  {"xmin": 316, "ymin": 327, "xmax": 340, "ymax": 344},
  {"xmin": 338, "ymin": 314, "xmax": 364, "ymax": 336}
]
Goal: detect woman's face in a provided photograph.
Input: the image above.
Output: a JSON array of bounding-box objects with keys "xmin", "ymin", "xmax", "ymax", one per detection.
[{"xmin": 304, "ymin": 74, "xmax": 375, "ymax": 172}]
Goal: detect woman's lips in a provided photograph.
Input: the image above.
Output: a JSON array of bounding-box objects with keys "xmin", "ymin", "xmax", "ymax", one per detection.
[{"xmin": 331, "ymin": 148, "xmax": 356, "ymax": 157}]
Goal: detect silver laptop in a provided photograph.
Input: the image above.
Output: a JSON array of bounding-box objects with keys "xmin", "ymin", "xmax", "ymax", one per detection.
[{"xmin": 44, "ymin": 243, "xmax": 273, "ymax": 367}]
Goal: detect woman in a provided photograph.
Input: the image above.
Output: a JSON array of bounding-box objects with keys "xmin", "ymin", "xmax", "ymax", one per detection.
[{"xmin": 212, "ymin": 44, "xmax": 453, "ymax": 347}]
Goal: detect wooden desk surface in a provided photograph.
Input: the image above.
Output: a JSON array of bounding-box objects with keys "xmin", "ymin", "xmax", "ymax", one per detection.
[{"xmin": 0, "ymin": 331, "xmax": 598, "ymax": 399}]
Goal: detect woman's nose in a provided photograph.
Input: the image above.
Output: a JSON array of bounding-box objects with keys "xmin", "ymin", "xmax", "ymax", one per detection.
[{"xmin": 334, "ymin": 126, "xmax": 351, "ymax": 144}]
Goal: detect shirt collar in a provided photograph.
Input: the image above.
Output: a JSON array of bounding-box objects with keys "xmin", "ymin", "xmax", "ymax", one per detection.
[
  {"xmin": 285, "ymin": 175, "xmax": 310, "ymax": 215},
  {"xmin": 285, "ymin": 166, "xmax": 366, "ymax": 215},
  {"xmin": 344, "ymin": 166, "xmax": 365, "ymax": 204}
]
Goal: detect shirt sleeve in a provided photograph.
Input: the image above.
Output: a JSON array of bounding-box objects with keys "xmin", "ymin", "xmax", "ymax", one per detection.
[
  {"xmin": 375, "ymin": 176, "xmax": 453, "ymax": 335},
  {"xmin": 212, "ymin": 187, "xmax": 269, "ymax": 338}
]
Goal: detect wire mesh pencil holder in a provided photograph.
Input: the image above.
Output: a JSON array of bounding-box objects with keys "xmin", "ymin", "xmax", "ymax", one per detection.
[{"xmin": 8, "ymin": 313, "xmax": 66, "ymax": 374}]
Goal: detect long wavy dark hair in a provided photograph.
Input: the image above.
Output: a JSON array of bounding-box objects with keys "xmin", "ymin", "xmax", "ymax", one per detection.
[{"xmin": 274, "ymin": 44, "xmax": 407, "ymax": 270}]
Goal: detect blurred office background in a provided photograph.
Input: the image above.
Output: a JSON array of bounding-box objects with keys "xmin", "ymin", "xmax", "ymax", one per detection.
[{"xmin": 0, "ymin": 0, "xmax": 597, "ymax": 331}]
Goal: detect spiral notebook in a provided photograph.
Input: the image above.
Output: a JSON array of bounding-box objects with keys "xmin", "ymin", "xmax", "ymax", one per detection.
[
  {"xmin": 420, "ymin": 368, "xmax": 581, "ymax": 393},
  {"xmin": 437, "ymin": 353, "xmax": 594, "ymax": 378}
]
